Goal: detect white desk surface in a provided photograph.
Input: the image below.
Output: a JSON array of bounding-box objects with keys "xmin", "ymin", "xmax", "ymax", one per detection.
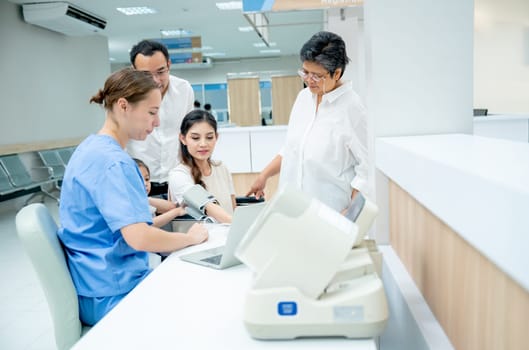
[
  {"xmin": 72, "ymin": 225, "xmax": 376, "ymax": 349},
  {"xmin": 376, "ymin": 133, "xmax": 529, "ymax": 292}
]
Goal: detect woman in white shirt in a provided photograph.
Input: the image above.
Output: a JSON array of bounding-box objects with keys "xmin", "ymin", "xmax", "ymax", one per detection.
[
  {"xmin": 247, "ymin": 31, "xmax": 368, "ymax": 213},
  {"xmin": 168, "ymin": 110, "xmax": 235, "ymax": 223}
]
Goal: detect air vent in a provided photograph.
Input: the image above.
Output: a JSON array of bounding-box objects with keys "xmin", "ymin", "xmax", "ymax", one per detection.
[
  {"xmin": 65, "ymin": 5, "xmax": 106, "ymax": 30},
  {"xmin": 23, "ymin": 2, "xmax": 107, "ymax": 36}
]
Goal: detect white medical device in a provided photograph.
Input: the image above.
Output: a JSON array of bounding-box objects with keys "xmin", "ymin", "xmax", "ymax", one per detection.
[{"xmin": 235, "ymin": 187, "xmax": 388, "ymax": 339}]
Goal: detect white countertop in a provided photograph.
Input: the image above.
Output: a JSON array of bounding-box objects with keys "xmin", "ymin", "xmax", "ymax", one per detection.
[
  {"xmin": 376, "ymin": 133, "xmax": 529, "ymax": 292},
  {"xmin": 73, "ymin": 224, "xmax": 376, "ymax": 349}
]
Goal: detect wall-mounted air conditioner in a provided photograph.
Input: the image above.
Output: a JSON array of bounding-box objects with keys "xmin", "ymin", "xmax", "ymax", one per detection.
[{"xmin": 22, "ymin": 2, "xmax": 106, "ymax": 36}]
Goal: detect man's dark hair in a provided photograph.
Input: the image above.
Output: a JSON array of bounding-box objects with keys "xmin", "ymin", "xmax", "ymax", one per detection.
[{"xmin": 130, "ymin": 40, "xmax": 170, "ymax": 67}]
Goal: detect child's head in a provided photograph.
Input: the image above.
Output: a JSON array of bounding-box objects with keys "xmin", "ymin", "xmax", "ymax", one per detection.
[{"xmin": 134, "ymin": 158, "xmax": 151, "ymax": 194}]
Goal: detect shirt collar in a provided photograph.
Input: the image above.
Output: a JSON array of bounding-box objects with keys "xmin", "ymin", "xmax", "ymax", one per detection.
[{"xmin": 319, "ymin": 80, "xmax": 352, "ymax": 104}]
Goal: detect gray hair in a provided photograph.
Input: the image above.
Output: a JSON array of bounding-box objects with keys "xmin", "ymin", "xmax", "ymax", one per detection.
[{"xmin": 300, "ymin": 31, "xmax": 349, "ymax": 78}]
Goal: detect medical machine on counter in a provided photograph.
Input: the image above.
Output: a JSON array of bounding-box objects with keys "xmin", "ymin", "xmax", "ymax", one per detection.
[{"xmin": 234, "ymin": 186, "xmax": 388, "ymax": 339}]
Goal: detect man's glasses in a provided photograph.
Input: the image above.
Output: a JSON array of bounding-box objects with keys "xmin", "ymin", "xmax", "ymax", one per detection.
[
  {"xmin": 297, "ymin": 69, "xmax": 327, "ymax": 83},
  {"xmin": 144, "ymin": 67, "xmax": 169, "ymax": 78}
]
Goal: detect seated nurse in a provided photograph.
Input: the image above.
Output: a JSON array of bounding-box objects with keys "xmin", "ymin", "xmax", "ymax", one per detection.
[
  {"xmin": 168, "ymin": 110, "xmax": 235, "ymax": 223},
  {"xmin": 57, "ymin": 68, "xmax": 208, "ymax": 326}
]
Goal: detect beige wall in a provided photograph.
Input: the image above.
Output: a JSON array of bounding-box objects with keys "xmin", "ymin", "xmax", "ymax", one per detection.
[
  {"xmin": 271, "ymin": 75, "xmax": 303, "ymax": 125},
  {"xmin": 227, "ymin": 77, "xmax": 261, "ymax": 126}
]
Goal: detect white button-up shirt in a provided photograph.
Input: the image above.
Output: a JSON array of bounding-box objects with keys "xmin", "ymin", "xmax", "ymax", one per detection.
[
  {"xmin": 127, "ymin": 75, "xmax": 194, "ymax": 183},
  {"xmin": 279, "ymin": 81, "xmax": 368, "ymax": 212}
]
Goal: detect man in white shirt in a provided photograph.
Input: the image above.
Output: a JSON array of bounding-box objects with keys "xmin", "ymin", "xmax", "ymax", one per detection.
[
  {"xmin": 127, "ymin": 40, "xmax": 194, "ymax": 196},
  {"xmin": 246, "ymin": 31, "xmax": 369, "ymax": 213}
]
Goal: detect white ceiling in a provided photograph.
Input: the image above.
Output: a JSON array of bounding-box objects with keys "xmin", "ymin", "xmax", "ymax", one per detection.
[{"xmin": 9, "ymin": 0, "xmax": 325, "ymax": 64}]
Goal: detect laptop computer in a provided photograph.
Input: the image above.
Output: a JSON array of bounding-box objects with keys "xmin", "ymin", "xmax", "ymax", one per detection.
[{"xmin": 179, "ymin": 203, "xmax": 265, "ymax": 269}]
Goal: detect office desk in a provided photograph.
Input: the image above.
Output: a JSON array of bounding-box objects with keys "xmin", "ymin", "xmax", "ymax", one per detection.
[{"xmin": 72, "ymin": 225, "xmax": 377, "ymax": 349}]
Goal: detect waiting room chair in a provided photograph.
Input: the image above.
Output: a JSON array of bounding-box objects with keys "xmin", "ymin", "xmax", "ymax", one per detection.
[
  {"xmin": 0, "ymin": 164, "xmax": 14, "ymax": 195},
  {"xmin": 0, "ymin": 154, "xmax": 34, "ymax": 189},
  {"xmin": 57, "ymin": 147, "xmax": 75, "ymax": 166},
  {"xmin": 15, "ymin": 203, "xmax": 88, "ymax": 350},
  {"xmin": 0, "ymin": 154, "xmax": 58, "ymax": 203},
  {"xmin": 38, "ymin": 150, "xmax": 66, "ymax": 181}
]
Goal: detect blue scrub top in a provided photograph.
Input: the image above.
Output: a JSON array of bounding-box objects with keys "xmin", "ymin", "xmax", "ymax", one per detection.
[{"xmin": 58, "ymin": 134, "xmax": 153, "ymax": 298}]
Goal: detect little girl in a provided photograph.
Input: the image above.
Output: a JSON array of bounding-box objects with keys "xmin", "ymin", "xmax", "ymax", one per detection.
[{"xmin": 134, "ymin": 158, "xmax": 186, "ymax": 227}]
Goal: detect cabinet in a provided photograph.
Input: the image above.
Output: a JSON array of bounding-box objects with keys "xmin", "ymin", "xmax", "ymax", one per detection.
[{"xmin": 213, "ymin": 126, "xmax": 287, "ymax": 174}]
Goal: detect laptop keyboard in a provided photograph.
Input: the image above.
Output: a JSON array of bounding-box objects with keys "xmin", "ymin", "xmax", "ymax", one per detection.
[{"xmin": 201, "ymin": 254, "xmax": 223, "ymax": 265}]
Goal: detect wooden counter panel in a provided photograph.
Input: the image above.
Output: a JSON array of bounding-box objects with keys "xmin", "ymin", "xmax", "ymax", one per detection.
[{"xmin": 389, "ymin": 180, "xmax": 529, "ymax": 350}]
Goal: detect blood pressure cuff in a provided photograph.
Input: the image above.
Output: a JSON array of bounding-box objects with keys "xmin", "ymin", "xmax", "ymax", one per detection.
[{"xmin": 182, "ymin": 185, "xmax": 218, "ymax": 219}]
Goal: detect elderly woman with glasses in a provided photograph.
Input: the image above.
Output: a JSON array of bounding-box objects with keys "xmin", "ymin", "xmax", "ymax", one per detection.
[{"xmin": 247, "ymin": 31, "xmax": 368, "ymax": 214}]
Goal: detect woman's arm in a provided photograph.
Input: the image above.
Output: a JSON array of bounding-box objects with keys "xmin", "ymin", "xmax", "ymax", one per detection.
[
  {"xmin": 246, "ymin": 154, "xmax": 282, "ymax": 199},
  {"xmin": 121, "ymin": 222, "xmax": 208, "ymax": 253},
  {"xmin": 204, "ymin": 202, "xmax": 232, "ymax": 224}
]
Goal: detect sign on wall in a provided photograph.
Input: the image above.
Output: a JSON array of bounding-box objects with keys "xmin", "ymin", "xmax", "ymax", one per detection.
[{"xmin": 243, "ymin": 0, "xmax": 363, "ymax": 13}]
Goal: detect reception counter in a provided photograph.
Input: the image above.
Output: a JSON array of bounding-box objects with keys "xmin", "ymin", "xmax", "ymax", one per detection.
[{"xmin": 376, "ymin": 134, "xmax": 529, "ymax": 350}]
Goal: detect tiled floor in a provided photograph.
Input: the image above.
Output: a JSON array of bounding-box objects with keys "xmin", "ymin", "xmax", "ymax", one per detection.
[{"xmin": 0, "ymin": 197, "xmax": 56, "ymax": 350}]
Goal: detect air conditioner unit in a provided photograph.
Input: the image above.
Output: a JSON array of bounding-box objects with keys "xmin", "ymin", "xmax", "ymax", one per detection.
[{"xmin": 22, "ymin": 2, "xmax": 106, "ymax": 36}]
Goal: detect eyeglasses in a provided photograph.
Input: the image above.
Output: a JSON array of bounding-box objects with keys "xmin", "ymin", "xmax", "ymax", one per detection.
[
  {"xmin": 297, "ymin": 69, "xmax": 327, "ymax": 82},
  {"xmin": 144, "ymin": 67, "xmax": 169, "ymax": 78}
]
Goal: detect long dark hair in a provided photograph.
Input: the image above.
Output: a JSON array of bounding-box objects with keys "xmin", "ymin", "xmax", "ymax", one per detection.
[{"xmin": 179, "ymin": 110, "xmax": 218, "ymax": 189}]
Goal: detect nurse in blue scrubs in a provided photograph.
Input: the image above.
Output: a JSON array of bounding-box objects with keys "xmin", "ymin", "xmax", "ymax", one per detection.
[{"xmin": 58, "ymin": 68, "xmax": 208, "ymax": 326}]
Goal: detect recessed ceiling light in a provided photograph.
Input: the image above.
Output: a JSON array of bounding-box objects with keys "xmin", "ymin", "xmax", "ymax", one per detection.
[
  {"xmin": 160, "ymin": 29, "xmax": 192, "ymax": 37},
  {"xmin": 216, "ymin": 1, "xmax": 242, "ymax": 10},
  {"xmin": 253, "ymin": 42, "xmax": 276, "ymax": 48},
  {"xmin": 238, "ymin": 26, "xmax": 253, "ymax": 32},
  {"xmin": 116, "ymin": 7, "xmax": 157, "ymax": 15},
  {"xmin": 260, "ymin": 49, "xmax": 281, "ymax": 54}
]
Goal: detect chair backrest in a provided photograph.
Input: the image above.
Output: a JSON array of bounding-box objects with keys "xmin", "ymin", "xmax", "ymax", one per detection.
[
  {"xmin": 0, "ymin": 163, "xmax": 15, "ymax": 194},
  {"xmin": 38, "ymin": 150, "xmax": 66, "ymax": 179},
  {"xmin": 0, "ymin": 154, "xmax": 34, "ymax": 188},
  {"xmin": 15, "ymin": 203, "xmax": 82, "ymax": 350},
  {"xmin": 57, "ymin": 147, "xmax": 75, "ymax": 166}
]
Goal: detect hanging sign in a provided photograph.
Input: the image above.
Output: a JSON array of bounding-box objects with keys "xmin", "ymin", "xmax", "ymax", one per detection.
[{"xmin": 243, "ymin": 0, "xmax": 363, "ymax": 13}]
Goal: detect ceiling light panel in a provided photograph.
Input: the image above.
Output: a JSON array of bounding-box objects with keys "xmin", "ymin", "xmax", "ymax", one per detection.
[
  {"xmin": 238, "ymin": 26, "xmax": 254, "ymax": 32},
  {"xmin": 216, "ymin": 1, "xmax": 242, "ymax": 10},
  {"xmin": 253, "ymin": 42, "xmax": 276, "ymax": 47},
  {"xmin": 260, "ymin": 49, "xmax": 281, "ymax": 54},
  {"xmin": 161, "ymin": 29, "xmax": 193, "ymax": 37},
  {"xmin": 116, "ymin": 7, "xmax": 157, "ymax": 15}
]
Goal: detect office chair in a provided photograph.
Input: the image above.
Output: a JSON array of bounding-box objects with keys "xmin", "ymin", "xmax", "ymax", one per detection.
[{"xmin": 15, "ymin": 203, "xmax": 88, "ymax": 350}]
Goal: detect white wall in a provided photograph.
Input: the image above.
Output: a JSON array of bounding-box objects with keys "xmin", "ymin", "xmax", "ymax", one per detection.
[
  {"xmin": 113, "ymin": 55, "xmax": 300, "ymax": 85},
  {"xmin": 0, "ymin": 1, "xmax": 110, "ymax": 147},
  {"xmin": 326, "ymin": 7, "xmax": 366, "ymax": 101},
  {"xmin": 474, "ymin": 0, "xmax": 529, "ymax": 114},
  {"xmin": 364, "ymin": 0, "xmax": 474, "ymax": 243}
]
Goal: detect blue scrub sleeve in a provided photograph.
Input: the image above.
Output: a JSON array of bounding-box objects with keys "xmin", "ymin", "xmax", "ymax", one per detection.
[{"xmin": 92, "ymin": 161, "xmax": 152, "ymax": 233}]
